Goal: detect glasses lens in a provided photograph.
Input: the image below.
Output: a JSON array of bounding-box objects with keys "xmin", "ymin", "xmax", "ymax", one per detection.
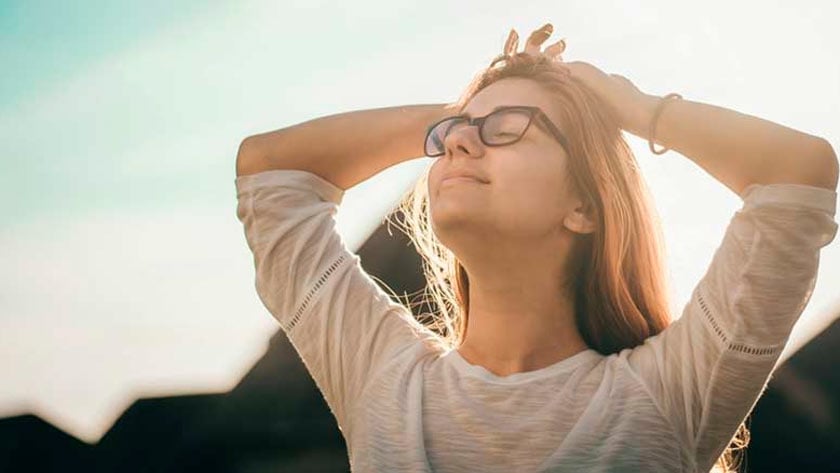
[
  {"xmin": 424, "ymin": 109, "xmax": 532, "ymax": 157},
  {"xmin": 482, "ymin": 109, "xmax": 531, "ymax": 145},
  {"xmin": 425, "ymin": 117, "xmax": 465, "ymax": 157}
]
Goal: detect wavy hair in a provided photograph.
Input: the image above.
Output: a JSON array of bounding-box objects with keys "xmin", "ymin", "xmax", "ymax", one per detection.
[{"xmin": 388, "ymin": 51, "xmax": 748, "ymax": 472}]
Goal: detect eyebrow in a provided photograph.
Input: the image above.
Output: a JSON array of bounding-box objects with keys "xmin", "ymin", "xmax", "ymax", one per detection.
[{"xmin": 459, "ymin": 105, "xmax": 515, "ymax": 119}]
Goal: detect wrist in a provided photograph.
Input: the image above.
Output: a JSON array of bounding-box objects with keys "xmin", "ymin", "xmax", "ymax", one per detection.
[{"xmin": 624, "ymin": 93, "xmax": 659, "ymax": 139}]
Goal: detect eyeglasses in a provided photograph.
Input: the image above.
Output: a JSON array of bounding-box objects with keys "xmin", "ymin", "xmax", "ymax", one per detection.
[{"xmin": 424, "ymin": 105, "xmax": 570, "ymax": 158}]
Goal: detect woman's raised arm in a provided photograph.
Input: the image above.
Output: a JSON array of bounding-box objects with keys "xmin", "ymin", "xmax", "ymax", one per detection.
[
  {"xmin": 562, "ymin": 60, "xmax": 839, "ymax": 196},
  {"xmin": 236, "ymin": 103, "xmax": 455, "ymax": 190}
]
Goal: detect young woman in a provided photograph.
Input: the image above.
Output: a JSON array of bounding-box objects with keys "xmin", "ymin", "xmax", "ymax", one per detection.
[{"xmin": 234, "ymin": 23, "xmax": 838, "ymax": 472}]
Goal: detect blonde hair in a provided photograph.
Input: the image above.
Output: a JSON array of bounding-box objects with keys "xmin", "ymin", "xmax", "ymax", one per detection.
[{"xmin": 388, "ymin": 52, "xmax": 748, "ymax": 472}]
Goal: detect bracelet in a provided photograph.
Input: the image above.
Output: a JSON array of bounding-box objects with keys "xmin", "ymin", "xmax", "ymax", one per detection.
[{"xmin": 648, "ymin": 93, "xmax": 683, "ymax": 155}]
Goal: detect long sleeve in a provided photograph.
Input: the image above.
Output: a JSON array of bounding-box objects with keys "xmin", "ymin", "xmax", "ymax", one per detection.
[
  {"xmin": 625, "ymin": 182, "xmax": 838, "ymax": 472},
  {"xmin": 235, "ymin": 169, "xmax": 438, "ymax": 436}
]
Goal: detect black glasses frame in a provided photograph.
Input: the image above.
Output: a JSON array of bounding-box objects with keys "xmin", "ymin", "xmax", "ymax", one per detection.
[{"xmin": 424, "ymin": 105, "xmax": 570, "ymax": 158}]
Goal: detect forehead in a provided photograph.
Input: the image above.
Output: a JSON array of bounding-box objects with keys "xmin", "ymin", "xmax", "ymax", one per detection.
[{"xmin": 462, "ymin": 78, "xmax": 554, "ymax": 117}]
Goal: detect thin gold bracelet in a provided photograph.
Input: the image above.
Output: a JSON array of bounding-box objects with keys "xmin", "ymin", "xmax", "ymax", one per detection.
[{"xmin": 648, "ymin": 93, "xmax": 683, "ymax": 155}]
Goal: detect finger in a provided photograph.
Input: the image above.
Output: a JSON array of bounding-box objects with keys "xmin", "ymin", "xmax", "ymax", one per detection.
[
  {"xmin": 524, "ymin": 24, "xmax": 552, "ymax": 53},
  {"xmin": 504, "ymin": 29, "xmax": 519, "ymax": 56},
  {"xmin": 524, "ymin": 23, "xmax": 552, "ymax": 55},
  {"xmin": 543, "ymin": 38, "xmax": 566, "ymax": 58}
]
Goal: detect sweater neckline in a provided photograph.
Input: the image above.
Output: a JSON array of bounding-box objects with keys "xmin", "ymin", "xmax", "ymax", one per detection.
[{"xmin": 444, "ymin": 347, "xmax": 601, "ymax": 385}]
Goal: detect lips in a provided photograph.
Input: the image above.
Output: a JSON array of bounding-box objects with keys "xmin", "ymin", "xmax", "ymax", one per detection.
[
  {"xmin": 441, "ymin": 176, "xmax": 484, "ymax": 187},
  {"xmin": 441, "ymin": 170, "xmax": 489, "ymax": 184}
]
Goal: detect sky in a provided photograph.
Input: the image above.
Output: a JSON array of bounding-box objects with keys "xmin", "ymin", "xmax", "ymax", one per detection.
[{"xmin": 1, "ymin": 0, "xmax": 839, "ymax": 443}]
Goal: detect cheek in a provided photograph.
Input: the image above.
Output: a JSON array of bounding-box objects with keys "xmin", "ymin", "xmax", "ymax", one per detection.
[
  {"xmin": 499, "ymin": 174, "xmax": 566, "ymax": 220},
  {"xmin": 426, "ymin": 162, "xmax": 445, "ymax": 207},
  {"xmin": 427, "ymin": 161, "xmax": 443, "ymax": 190}
]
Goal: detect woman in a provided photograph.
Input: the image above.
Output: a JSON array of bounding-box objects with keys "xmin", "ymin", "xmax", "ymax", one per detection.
[{"xmin": 234, "ymin": 23, "xmax": 838, "ymax": 472}]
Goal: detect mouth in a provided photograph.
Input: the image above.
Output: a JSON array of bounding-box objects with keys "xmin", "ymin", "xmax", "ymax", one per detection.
[{"xmin": 441, "ymin": 176, "xmax": 486, "ymax": 186}]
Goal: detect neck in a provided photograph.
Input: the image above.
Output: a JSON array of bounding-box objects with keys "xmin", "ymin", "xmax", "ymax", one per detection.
[{"xmin": 456, "ymin": 278, "xmax": 588, "ymax": 377}]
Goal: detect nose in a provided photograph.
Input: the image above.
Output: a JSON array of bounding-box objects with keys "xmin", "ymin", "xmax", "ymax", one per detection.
[{"xmin": 443, "ymin": 123, "xmax": 486, "ymax": 159}]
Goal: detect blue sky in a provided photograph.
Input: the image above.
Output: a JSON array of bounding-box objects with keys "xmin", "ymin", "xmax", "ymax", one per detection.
[
  {"xmin": 0, "ymin": 0, "xmax": 229, "ymax": 109},
  {"xmin": 2, "ymin": 0, "xmax": 839, "ymax": 442}
]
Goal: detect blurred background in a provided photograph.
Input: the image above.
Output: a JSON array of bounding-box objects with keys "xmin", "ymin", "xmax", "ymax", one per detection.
[{"xmin": 1, "ymin": 0, "xmax": 838, "ymax": 471}]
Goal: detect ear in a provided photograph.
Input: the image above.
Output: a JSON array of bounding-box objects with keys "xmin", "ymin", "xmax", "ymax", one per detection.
[{"xmin": 563, "ymin": 201, "xmax": 597, "ymax": 235}]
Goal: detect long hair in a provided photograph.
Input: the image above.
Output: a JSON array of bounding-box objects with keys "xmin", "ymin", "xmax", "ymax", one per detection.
[{"xmin": 389, "ymin": 52, "xmax": 748, "ymax": 472}]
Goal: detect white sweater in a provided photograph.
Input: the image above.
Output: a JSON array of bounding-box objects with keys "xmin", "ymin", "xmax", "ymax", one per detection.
[{"xmin": 235, "ymin": 169, "xmax": 837, "ymax": 472}]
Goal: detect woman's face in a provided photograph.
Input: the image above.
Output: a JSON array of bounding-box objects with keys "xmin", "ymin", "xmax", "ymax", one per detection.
[{"xmin": 428, "ymin": 77, "xmax": 590, "ymax": 252}]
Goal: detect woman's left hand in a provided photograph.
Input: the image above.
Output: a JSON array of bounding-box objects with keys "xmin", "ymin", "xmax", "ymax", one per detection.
[
  {"xmin": 563, "ymin": 60, "xmax": 657, "ymax": 137},
  {"xmin": 506, "ymin": 23, "xmax": 657, "ymax": 136}
]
